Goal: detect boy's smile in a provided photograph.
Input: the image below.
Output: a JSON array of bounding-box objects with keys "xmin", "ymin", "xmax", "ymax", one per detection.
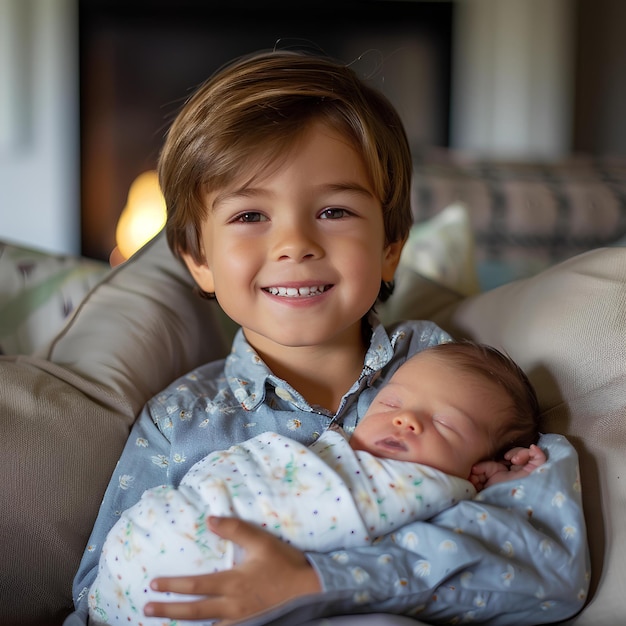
[
  {"xmin": 263, "ymin": 284, "xmax": 331, "ymax": 298},
  {"xmin": 183, "ymin": 121, "xmax": 403, "ymax": 367}
]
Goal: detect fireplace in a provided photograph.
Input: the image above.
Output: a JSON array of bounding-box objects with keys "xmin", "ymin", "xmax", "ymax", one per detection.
[{"xmin": 79, "ymin": 0, "xmax": 453, "ymax": 260}]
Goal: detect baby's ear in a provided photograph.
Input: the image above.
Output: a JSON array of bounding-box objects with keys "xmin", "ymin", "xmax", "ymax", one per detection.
[
  {"xmin": 381, "ymin": 238, "xmax": 405, "ymax": 282},
  {"xmin": 181, "ymin": 252, "xmax": 215, "ymax": 294}
]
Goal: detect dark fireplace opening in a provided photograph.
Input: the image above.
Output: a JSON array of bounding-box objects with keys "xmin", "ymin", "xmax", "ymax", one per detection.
[{"xmin": 79, "ymin": 0, "xmax": 453, "ymax": 260}]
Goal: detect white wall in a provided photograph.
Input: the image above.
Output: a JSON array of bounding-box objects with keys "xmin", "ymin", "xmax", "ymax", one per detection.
[
  {"xmin": 0, "ymin": 0, "xmax": 79, "ymax": 255},
  {"xmin": 450, "ymin": 0, "xmax": 576, "ymax": 159}
]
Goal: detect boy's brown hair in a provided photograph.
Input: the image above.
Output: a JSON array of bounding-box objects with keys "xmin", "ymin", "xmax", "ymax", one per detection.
[
  {"xmin": 428, "ymin": 341, "xmax": 541, "ymax": 460},
  {"xmin": 157, "ymin": 49, "xmax": 413, "ymax": 300}
]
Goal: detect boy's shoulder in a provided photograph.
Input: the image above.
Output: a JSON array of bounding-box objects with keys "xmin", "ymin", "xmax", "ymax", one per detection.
[{"xmin": 147, "ymin": 357, "xmax": 231, "ymax": 414}]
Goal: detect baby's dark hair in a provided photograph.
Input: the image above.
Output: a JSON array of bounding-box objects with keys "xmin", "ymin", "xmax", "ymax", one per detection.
[{"xmin": 427, "ymin": 340, "xmax": 541, "ymax": 460}]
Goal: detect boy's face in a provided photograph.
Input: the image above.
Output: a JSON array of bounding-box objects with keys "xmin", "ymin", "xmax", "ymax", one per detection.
[
  {"xmin": 183, "ymin": 122, "xmax": 403, "ymax": 357},
  {"xmin": 350, "ymin": 351, "xmax": 510, "ymax": 480}
]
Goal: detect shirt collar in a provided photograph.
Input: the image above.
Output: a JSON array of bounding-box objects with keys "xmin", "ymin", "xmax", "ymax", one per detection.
[{"xmin": 224, "ymin": 313, "xmax": 395, "ymax": 412}]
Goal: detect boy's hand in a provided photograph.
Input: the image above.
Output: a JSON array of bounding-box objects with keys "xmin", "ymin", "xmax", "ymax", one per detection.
[
  {"xmin": 144, "ymin": 516, "xmax": 321, "ymax": 624},
  {"xmin": 470, "ymin": 444, "xmax": 547, "ymax": 490}
]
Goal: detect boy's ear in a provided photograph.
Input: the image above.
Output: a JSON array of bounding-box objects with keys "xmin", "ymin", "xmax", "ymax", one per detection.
[
  {"xmin": 381, "ymin": 238, "xmax": 405, "ymax": 282},
  {"xmin": 181, "ymin": 252, "xmax": 215, "ymax": 294}
]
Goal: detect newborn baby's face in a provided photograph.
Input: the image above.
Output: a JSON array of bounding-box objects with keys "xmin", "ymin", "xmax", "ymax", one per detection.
[{"xmin": 350, "ymin": 351, "xmax": 502, "ymax": 479}]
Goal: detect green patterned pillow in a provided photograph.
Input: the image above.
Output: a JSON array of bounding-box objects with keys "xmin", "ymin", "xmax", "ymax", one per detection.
[
  {"xmin": 398, "ymin": 202, "xmax": 481, "ymax": 296},
  {"xmin": 0, "ymin": 241, "xmax": 109, "ymax": 355}
]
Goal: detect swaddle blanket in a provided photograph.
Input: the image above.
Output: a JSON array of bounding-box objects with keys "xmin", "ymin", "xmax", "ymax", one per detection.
[{"xmin": 88, "ymin": 429, "xmax": 474, "ymax": 624}]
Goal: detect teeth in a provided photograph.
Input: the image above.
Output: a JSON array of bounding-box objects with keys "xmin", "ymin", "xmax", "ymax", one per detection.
[{"xmin": 266, "ymin": 285, "xmax": 328, "ymax": 297}]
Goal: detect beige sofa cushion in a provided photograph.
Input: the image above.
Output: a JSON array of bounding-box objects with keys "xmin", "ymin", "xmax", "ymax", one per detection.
[{"xmin": 41, "ymin": 235, "xmax": 231, "ymax": 413}]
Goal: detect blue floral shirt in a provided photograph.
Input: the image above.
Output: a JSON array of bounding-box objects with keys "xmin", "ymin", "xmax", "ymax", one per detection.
[{"xmin": 66, "ymin": 317, "xmax": 589, "ymax": 625}]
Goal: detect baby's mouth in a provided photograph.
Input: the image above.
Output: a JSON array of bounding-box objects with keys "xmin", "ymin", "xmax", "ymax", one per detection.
[
  {"xmin": 264, "ymin": 285, "xmax": 331, "ymax": 298},
  {"xmin": 377, "ymin": 437, "xmax": 408, "ymax": 452}
]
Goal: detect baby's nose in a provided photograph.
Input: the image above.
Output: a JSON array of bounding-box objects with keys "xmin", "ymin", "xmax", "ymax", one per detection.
[{"xmin": 392, "ymin": 412, "xmax": 423, "ymax": 434}]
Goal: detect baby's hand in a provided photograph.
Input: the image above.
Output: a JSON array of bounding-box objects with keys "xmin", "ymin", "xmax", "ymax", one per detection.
[
  {"xmin": 504, "ymin": 444, "xmax": 547, "ymax": 474},
  {"xmin": 471, "ymin": 444, "xmax": 546, "ymax": 490},
  {"xmin": 469, "ymin": 460, "xmax": 509, "ymax": 492}
]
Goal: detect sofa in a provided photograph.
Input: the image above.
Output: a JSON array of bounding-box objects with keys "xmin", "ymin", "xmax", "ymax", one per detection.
[{"xmin": 1, "ymin": 153, "xmax": 625, "ymax": 625}]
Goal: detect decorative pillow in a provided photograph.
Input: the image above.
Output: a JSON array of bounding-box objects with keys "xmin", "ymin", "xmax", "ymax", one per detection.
[
  {"xmin": 397, "ymin": 202, "xmax": 481, "ymax": 296},
  {"xmin": 0, "ymin": 241, "xmax": 108, "ymax": 355}
]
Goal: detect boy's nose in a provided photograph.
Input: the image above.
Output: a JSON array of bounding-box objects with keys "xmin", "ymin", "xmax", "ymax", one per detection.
[
  {"xmin": 273, "ymin": 221, "xmax": 323, "ymax": 261},
  {"xmin": 392, "ymin": 412, "xmax": 423, "ymax": 434}
]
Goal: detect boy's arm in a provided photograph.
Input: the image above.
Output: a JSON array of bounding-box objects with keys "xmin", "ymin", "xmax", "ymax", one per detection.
[{"xmin": 70, "ymin": 404, "xmax": 172, "ymax": 610}]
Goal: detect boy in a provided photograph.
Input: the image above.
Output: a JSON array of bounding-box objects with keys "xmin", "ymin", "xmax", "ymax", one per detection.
[{"xmin": 67, "ymin": 50, "xmax": 586, "ymax": 626}]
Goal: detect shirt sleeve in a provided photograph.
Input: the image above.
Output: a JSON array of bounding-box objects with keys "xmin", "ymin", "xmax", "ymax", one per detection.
[
  {"xmin": 71, "ymin": 401, "xmax": 172, "ymax": 612},
  {"xmin": 305, "ymin": 434, "xmax": 589, "ymax": 625}
]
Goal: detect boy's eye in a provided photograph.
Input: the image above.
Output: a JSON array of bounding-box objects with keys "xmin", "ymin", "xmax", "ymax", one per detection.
[
  {"xmin": 233, "ymin": 211, "xmax": 267, "ymax": 223},
  {"xmin": 320, "ymin": 207, "xmax": 350, "ymax": 220}
]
